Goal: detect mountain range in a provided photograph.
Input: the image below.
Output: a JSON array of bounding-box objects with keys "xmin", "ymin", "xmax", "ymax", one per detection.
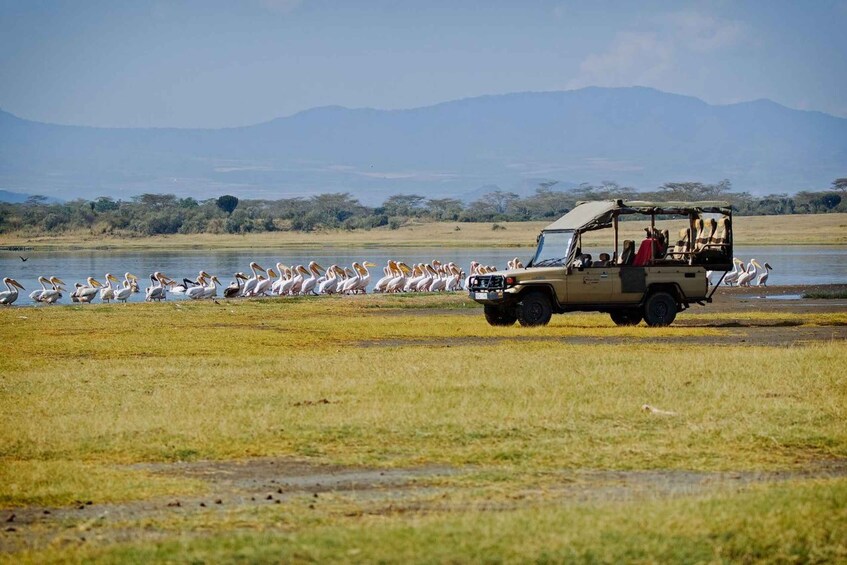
[{"xmin": 1, "ymin": 87, "xmax": 845, "ymax": 204}]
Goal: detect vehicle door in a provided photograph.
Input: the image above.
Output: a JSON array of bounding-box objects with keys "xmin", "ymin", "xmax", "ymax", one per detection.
[{"xmin": 570, "ymin": 263, "xmax": 616, "ymax": 304}]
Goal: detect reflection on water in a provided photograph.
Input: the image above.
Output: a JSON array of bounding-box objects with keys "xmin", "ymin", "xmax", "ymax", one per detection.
[{"xmin": 1, "ymin": 245, "xmax": 845, "ymax": 305}]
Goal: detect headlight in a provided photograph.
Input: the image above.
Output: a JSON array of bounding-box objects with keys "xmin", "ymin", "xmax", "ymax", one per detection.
[{"xmin": 505, "ymin": 276, "xmax": 516, "ymax": 286}]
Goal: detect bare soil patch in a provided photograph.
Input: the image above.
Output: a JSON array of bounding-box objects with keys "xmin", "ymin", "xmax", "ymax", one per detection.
[{"xmin": 3, "ymin": 458, "xmax": 846, "ymax": 554}]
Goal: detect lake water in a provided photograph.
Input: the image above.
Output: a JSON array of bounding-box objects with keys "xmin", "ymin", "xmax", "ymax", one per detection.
[{"xmin": 1, "ymin": 245, "xmax": 846, "ymax": 305}]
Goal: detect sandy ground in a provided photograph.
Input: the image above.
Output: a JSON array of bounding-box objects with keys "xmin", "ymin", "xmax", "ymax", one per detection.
[{"xmin": 2, "ymin": 284, "xmax": 846, "ymax": 554}]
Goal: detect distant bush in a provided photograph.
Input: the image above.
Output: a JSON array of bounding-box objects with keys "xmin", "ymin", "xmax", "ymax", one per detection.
[{"xmin": 2, "ymin": 178, "xmax": 846, "ymax": 237}]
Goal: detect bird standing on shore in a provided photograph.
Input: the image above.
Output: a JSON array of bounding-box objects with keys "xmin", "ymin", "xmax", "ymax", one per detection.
[
  {"xmin": 755, "ymin": 261, "xmax": 773, "ymax": 286},
  {"xmin": 0, "ymin": 277, "xmax": 25, "ymax": 305}
]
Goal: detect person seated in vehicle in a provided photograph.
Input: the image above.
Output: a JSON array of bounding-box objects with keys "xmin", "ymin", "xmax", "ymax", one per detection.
[
  {"xmin": 573, "ymin": 253, "xmax": 592, "ymax": 268},
  {"xmin": 633, "ymin": 228, "xmax": 658, "ymax": 267},
  {"xmin": 593, "ymin": 252, "xmax": 611, "ymax": 267}
]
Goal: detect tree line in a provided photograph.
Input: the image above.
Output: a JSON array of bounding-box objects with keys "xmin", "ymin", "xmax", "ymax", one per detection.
[{"xmin": 0, "ymin": 178, "xmax": 844, "ymax": 237}]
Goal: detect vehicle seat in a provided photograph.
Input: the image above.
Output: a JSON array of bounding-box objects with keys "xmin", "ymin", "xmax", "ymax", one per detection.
[
  {"xmin": 696, "ymin": 218, "xmax": 716, "ymax": 251},
  {"xmin": 710, "ymin": 217, "xmax": 729, "ymax": 247},
  {"xmin": 692, "ymin": 219, "xmax": 705, "ymax": 249},
  {"xmin": 620, "ymin": 240, "xmax": 635, "ymax": 265},
  {"xmin": 670, "ymin": 228, "xmax": 689, "ymax": 257}
]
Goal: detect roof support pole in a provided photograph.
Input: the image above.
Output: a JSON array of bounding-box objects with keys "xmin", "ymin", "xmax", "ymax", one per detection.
[
  {"xmin": 613, "ymin": 214, "xmax": 619, "ymax": 263},
  {"xmin": 650, "ymin": 212, "xmax": 656, "ymax": 262}
]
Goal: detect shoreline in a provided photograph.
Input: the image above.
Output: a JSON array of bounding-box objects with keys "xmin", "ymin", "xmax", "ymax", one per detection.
[{"xmin": 5, "ymin": 283, "xmax": 846, "ymax": 310}]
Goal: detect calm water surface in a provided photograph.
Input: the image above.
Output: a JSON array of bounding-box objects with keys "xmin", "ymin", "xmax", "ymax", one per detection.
[{"xmin": 1, "ymin": 245, "xmax": 845, "ymax": 306}]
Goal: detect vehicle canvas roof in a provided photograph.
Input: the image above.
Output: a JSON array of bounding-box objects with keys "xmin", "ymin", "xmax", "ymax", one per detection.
[{"xmin": 543, "ymin": 200, "xmax": 732, "ymax": 233}]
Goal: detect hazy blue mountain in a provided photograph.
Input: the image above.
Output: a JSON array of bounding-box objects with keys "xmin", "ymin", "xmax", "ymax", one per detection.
[
  {"xmin": 1, "ymin": 87, "xmax": 844, "ymax": 204},
  {"xmin": 0, "ymin": 189, "xmax": 63, "ymax": 203}
]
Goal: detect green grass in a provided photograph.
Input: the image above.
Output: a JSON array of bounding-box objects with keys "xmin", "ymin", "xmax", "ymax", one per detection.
[
  {"xmin": 1, "ymin": 294, "xmax": 845, "ymax": 561},
  {"xmin": 803, "ymin": 289, "xmax": 847, "ymax": 299}
]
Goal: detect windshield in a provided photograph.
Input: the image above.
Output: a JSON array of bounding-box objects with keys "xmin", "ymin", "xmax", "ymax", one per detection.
[{"xmin": 532, "ymin": 230, "xmax": 574, "ymax": 267}]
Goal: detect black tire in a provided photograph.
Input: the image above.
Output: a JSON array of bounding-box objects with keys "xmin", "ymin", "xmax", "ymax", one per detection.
[
  {"xmin": 484, "ymin": 305, "xmax": 517, "ymax": 326},
  {"xmin": 610, "ymin": 309, "xmax": 643, "ymax": 326},
  {"xmin": 643, "ymin": 292, "xmax": 677, "ymax": 327},
  {"xmin": 517, "ymin": 291, "xmax": 553, "ymax": 327}
]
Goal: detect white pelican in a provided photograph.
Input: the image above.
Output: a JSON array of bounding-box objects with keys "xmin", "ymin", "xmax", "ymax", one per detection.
[
  {"xmin": 114, "ymin": 273, "xmax": 137, "ymax": 303},
  {"xmin": 373, "ymin": 262, "xmax": 397, "ymax": 293},
  {"xmin": 241, "ymin": 262, "xmax": 266, "ymax": 297},
  {"xmin": 46, "ymin": 277, "xmax": 65, "ymax": 304},
  {"xmin": 224, "ymin": 272, "xmax": 248, "ymax": 298},
  {"xmin": 99, "ymin": 273, "xmax": 121, "ymax": 303},
  {"xmin": 301, "ymin": 262, "xmax": 325, "ymax": 295},
  {"xmin": 30, "ymin": 276, "xmax": 51, "ymax": 303},
  {"xmin": 271, "ymin": 263, "xmax": 287, "ymax": 295},
  {"xmin": 415, "ymin": 264, "xmax": 435, "ymax": 292},
  {"xmin": 386, "ymin": 262, "xmax": 411, "ymax": 292},
  {"xmin": 254, "ymin": 271, "xmax": 274, "ymax": 296},
  {"xmin": 186, "ymin": 275, "xmax": 208, "ymax": 300},
  {"xmin": 318, "ymin": 265, "xmax": 340, "ymax": 294},
  {"xmin": 445, "ymin": 263, "xmax": 462, "ymax": 291},
  {"xmin": 172, "ymin": 273, "xmax": 204, "ymax": 294},
  {"xmin": 341, "ymin": 263, "xmax": 363, "ymax": 294},
  {"xmin": 37, "ymin": 276, "xmax": 66, "ymax": 304},
  {"xmin": 429, "ymin": 261, "xmax": 447, "ymax": 292},
  {"xmin": 723, "ymin": 258, "xmax": 743, "ymax": 286},
  {"xmin": 202, "ymin": 275, "xmax": 221, "ymax": 299},
  {"xmin": 755, "ymin": 260, "xmax": 773, "ymax": 286},
  {"xmin": 404, "ymin": 264, "xmax": 424, "ymax": 292},
  {"xmin": 146, "ymin": 272, "xmax": 172, "ymax": 302},
  {"xmin": 284, "ymin": 265, "xmax": 305, "ymax": 295},
  {"xmin": 75, "ymin": 277, "xmax": 103, "ymax": 303},
  {"xmin": 0, "ymin": 277, "xmax": 25, "ymax": 305},
  {"xmin": 277, "ymin": 266, "xmax": 295, "ymax": 295},
  {"xmin": 737, "ymin": 259, "xmax": 758, "ymax": 287}
]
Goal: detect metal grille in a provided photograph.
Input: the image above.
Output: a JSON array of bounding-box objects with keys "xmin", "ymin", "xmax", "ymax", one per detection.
[{"xmin": 469, "ymin": 275, "xmax": 505, "ymax": 291}]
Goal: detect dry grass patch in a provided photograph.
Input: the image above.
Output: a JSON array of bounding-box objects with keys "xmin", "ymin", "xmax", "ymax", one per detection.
[{"xmin": 2, "ymin": 213, "xmax": 845, "ymax": 250}]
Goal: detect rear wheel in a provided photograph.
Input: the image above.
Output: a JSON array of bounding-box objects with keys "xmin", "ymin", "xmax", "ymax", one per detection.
[
  {"xmin": 517, "ymin": 291, "xmax": 553, "ymax": 327},
  {"xmin": 484, "ymin": 305, "xmax": 517, "ymax": 326},
  {"xmin": 610, "ymin": 309, "xmax": 643, "ymax": 326},
  {"xmin": 643, "ymin": 292, "xmax": 677, "ymax": 327}
]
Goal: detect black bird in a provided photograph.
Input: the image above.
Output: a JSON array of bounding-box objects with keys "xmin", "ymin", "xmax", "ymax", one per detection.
[{"xmin": 19, "ymin": 256, "xmax": 27, "ymax": 262}]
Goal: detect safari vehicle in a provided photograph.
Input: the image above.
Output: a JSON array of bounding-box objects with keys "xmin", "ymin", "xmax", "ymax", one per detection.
[{"xmin": 468, "ymin": 200, "xmax": 733, "ymax": 327}]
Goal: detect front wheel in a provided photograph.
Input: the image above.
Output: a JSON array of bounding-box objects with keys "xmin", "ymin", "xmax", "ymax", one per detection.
[
  {"xmin": 517, "ymin": 291, "xmax": 553, "ymax": 327},
  {"xmin": 643, "ymin": 292, "xmax": 677, "ymax": 327},
  {"xmin": 610, "ymin": 309, "xmax": 643, "ymax": 326},
  {"xmin": 484, "ymin": 305, "xmax": 517, "ymax": 326}
]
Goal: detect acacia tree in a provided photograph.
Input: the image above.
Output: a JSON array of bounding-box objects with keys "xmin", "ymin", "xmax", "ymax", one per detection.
[
  {"xmin": 833, "ymin": 178, "xmax": 847, "ymax": 193},
  {"xmin": 216, "ymin": 195, "xmax": 239, "ymax": 215}
]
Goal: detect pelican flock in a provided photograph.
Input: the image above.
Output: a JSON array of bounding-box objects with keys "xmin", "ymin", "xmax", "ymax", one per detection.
[
  {"xmin": 2, "ymin": 255, "xmax": 775, "ymax": 306},
  {"xmin": 709, "ymin": 257, "xmax": 774, "ymax": 287}
]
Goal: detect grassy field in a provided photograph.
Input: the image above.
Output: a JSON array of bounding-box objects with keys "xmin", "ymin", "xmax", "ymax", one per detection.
[
  {"xmin": 1, "ymin": 293, "xmax": 846, "ymax": 561},
  {"xmin": 2, "ymin": 212, "xmax": 846, "ymax": 250}
]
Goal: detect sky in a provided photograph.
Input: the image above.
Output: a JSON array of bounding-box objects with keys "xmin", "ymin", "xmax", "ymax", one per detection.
[{"xmin": 1, "ymin": 0, "xmax": 845, "ymax": 128}]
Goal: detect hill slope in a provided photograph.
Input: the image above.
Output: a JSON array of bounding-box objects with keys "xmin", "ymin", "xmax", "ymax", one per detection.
[{"xmin": 1, "ymin": 87, "xmax": 844, "ymax": 202}]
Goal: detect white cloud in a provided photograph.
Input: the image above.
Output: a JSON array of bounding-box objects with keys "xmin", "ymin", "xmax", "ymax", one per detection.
[
  {"xmin": 569, "ymin": 11, "xmax": 746, "ymax": 89},
  {"xmin": 570, "ymin": 31, "xmax": 673, "ymax": 88}
]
